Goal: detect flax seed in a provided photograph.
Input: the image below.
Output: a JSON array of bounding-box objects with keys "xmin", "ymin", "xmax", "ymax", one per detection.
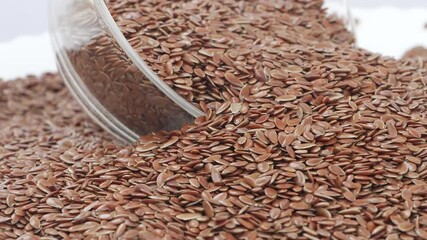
[{"xmin": 2, "ymin": 0, "xmax": 427, "ymax": 239}]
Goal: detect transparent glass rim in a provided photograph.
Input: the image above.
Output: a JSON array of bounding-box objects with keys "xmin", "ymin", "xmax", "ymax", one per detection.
[
  {"xmin": 93, "ymin": 0, "xmax": 205, "ymax": 118},
  {"xmin": 49, "ymin": 0, "xmax": 205, "ymax": 143}
]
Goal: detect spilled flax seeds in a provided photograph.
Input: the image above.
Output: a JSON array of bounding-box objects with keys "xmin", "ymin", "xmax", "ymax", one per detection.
[
  {"xmin": 2, "ymin": 1, "xmax": 427, "ymax": 240},
  {"xmin": 403, "ymin": 46, "xmax": 427, "ymax": 61},
  {"xmin": 70, "ymin": 0, "xmax": 352, "ymax": 134}
]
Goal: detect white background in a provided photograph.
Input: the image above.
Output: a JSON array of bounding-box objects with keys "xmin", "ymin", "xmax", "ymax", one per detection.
[
  {"xmin": 0, "ymin": 0, "xmax": 49, "ymax": 42},
  {"xmin": 0, "ymin": 0, "xmax": 426, "ymax": 80},
  {"xmin": 0, "ymin": 0, "xmax": 55, "ymax": 80}
]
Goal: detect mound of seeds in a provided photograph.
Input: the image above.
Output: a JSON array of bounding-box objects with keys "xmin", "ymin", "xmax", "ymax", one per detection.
[
  {"xmin": 0, "ymin": 74, "xmax": 115, "ymax": 239},
  {"xmin": 69, "ymin": 0, "xmax": 353, "ymax": 135},
  {"xmin": 403, "ymin": 46, "xmax": 427, "ymax": 61},
  {"xmin": 2, "ymin": 60, "xmax": 427, "ymax": 240},
  {"xmin": 3, "ymin": 0, "xmax": 427, "ymax": 239},
  {"xmin": 107, "ymin": 0, "xmax": 354, "ymax": 103}
]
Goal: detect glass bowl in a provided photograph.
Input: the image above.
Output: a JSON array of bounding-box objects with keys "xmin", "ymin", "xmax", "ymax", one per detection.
[{"xmin": 49, "ymin": 0, "xmax": 205, "ymax": 143}]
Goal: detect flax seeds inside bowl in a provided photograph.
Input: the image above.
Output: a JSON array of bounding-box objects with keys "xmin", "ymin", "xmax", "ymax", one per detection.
[{"xmin": 2, "ymin": 0, "xmax": 427, "ymax": 239}]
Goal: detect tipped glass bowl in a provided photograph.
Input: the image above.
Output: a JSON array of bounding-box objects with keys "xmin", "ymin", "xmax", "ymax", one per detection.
[{"xmin": 49, "ymin": 0, "xmax": 205, "ymax": 143}]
